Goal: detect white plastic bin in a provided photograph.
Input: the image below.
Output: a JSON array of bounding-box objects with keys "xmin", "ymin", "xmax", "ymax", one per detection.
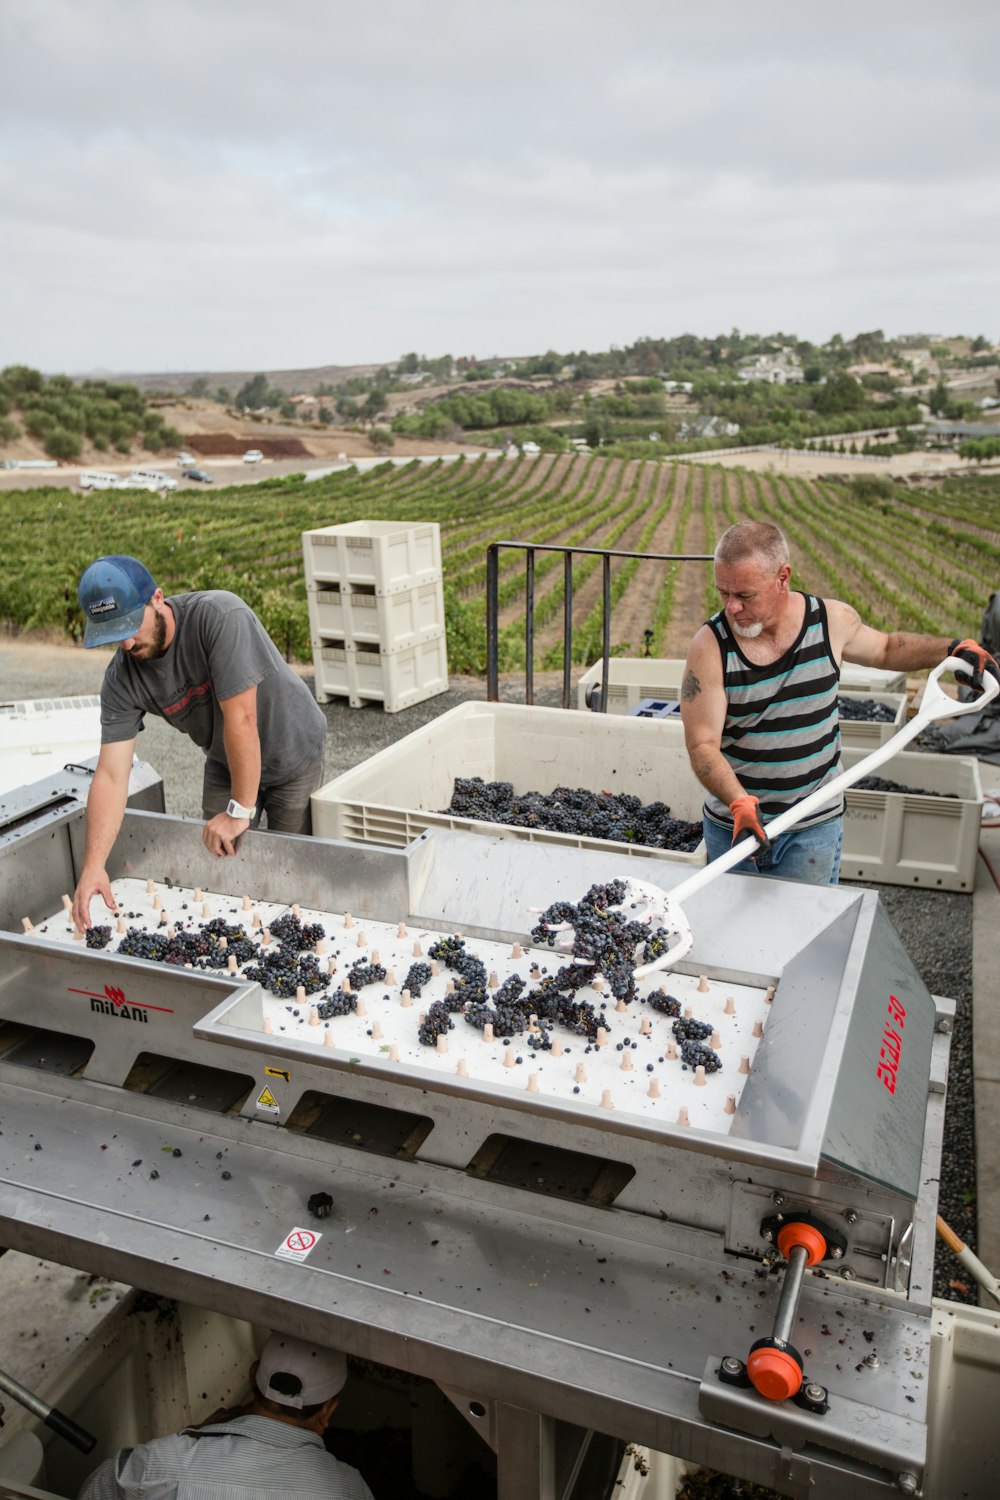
[
  {"xmin": 0, "ymin": 697, "xmax": 103, "ymax": 796},
  {"xmin": 308, "ymin": 580, "xmax": 445, "ymax": 653},
  {"xmin": 838, "ymin": 690, "xmax": 908, "ymax": 748},
  {"xmin": 577, "ymin": 658, "xmax": 909, "ymax": 715},
  {"xmin": 839, "ymin": 663, "xmax": 907, "ymax": 694},
  {"xmin": 841, "ymin": 746, "xmax": 982, "ymax": 890},
  {"xmin": 312, "ymin": 701, "xmax": 706, "ymax": 864},
  {"xmin": 577, "ymin": 658, "xmax": 685, "ymax": 713},
  {"xmin": 316, "ymin": 636, "xmax": 449, "ymax": 713},
  {"xmin": 302, "ymin": 520, "xmax": 442, "ymax": 594}
]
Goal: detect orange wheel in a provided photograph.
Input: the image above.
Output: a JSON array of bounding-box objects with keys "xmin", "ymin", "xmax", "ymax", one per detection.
[
  {"xmin": 747, "ymin": 1345, "xmax": 803, "ymax": 1401},
  {"xmin": 777, "ymin": 1220, "xmax": 827, "ymax": 1266}
]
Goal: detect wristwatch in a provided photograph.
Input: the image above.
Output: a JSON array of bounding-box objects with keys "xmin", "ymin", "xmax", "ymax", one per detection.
[{"xmin": 226, "ymin": 798, "xmax": 257, "ymax": 821}]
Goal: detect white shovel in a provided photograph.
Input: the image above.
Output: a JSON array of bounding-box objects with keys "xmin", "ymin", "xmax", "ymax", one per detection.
[{"xmin": 540, "ymin": 658, "xmax": 998, "ymax": 979}]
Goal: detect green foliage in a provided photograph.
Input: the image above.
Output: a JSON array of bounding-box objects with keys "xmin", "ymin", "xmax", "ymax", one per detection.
[
  {"xmin": 235, "ymin": 374, "xmax": 277, "ymax": 410},
  {"xmin": 0, "ymin": 364, "xmax": 44, "ymax": 397},
  {"xmin": 959, "ymin": 437, "xmax": 1000, "ymax": 461},
  {"xmin": 257, "ymin": 588, "xmax": 310, "ymax": 662},
  {"xmin": 3, "ymin": 455, "xmax": 998, "ymax": 675},
  {"xmin": 812, "ymin": 372, "xmax": 866, "ymax": 414},
  {"xmin": 0, "ymin": 416, "xmax": 20, "ymax": 443},
  {"xmin": 512, "ymin": 425, "xmax": 568, "ymax": 453},
  {"xmin": 849, "ymin": 475, "xmax": 897, "ymax": 502},
  {"xmin": 44, "ymin": 426, "xmax": 83, "ymax": 462},
  {"xmin": 369, "ymin": 427, "xmax": 395, "ymax": 450},
  {"xmin": 395, "ymin": 386, "xmax": 553, "ymax": 436},
  {"xmin": 362, "ymin": 389, "xmax": 388, "ymax": 420}
]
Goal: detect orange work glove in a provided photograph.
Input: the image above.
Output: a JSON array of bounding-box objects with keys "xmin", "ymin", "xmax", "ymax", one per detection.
[
  {"xmin": 949, "ymin": 638, "xmax": 1000, "ymax": 696},
  {"xmin": 729, "ymin": 795, "xmax": 771, "ymax": 858}
]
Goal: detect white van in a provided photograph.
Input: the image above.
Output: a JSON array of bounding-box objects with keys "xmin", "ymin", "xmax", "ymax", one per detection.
[
  {"xmin": 125, "ymin": 468, "xmax": 178, "ymax": 492},
  {"xmin": 79, "ymin": 471, "xmax": 129, "ymax": 491}
]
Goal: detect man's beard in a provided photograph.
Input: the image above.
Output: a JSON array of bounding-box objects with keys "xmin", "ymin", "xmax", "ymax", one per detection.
[
  {"xmin": 732, "ymin": 621, "xmax": 764, "ymax": 639},
  {"xmin": 126, "ymin": 608, "xmax": 168, "ymax": 660}
]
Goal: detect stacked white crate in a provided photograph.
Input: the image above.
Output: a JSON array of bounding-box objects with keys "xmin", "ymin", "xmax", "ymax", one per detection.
[{"xmin": 303, "ymin": 520, "xmax": 449, "ymax": 712}]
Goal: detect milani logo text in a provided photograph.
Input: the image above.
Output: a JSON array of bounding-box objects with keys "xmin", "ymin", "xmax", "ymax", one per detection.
[
  {"xmin": 69, "ymin": 982, "xmax": 174, "ymax": 1022},
  {"xmin": 876, "ymin": 994, "xmax": 906, "ymax": 1095}
]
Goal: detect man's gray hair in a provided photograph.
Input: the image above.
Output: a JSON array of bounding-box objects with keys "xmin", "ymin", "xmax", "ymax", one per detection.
[{"xmin": 714, "ymin": 522, "xmax": 790, "ymax": 574}]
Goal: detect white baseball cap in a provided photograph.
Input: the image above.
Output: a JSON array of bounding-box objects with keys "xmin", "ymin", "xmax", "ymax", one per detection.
[{"xmin": 255, "ymin": 1334, "xmax": 348, "ymax": 1408}]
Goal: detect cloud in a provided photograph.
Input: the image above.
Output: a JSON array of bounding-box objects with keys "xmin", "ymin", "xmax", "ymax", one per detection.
[{"xmin": 0, "ymin": 0, "xmax": 997, "ymax": 369}]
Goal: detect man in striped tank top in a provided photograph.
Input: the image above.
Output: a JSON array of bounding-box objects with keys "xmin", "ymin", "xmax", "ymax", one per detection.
[{"xmin": 680, "ymin": 521, "xmax": 999, "ymax": 884}]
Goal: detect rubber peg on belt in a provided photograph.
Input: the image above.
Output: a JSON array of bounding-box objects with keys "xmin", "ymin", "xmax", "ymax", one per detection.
[
  {"xmin": 747, "ymin": 1346, "xmax": 802, "ymax": 1401},
  {"xmin": 777, "ymin": 1221, "xmax": 828, "ymax": 1266}
]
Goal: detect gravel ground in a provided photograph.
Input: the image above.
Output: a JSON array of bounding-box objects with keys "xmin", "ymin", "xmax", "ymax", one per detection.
[{"xmin": 0, "ymin": 638, "xmax": 976, "ymax": 1302}]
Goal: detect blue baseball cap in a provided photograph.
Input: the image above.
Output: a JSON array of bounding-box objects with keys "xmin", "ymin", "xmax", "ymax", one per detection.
[{"xmin": 78, "ymin": 555, "xmax": 157, "ymax": 648}]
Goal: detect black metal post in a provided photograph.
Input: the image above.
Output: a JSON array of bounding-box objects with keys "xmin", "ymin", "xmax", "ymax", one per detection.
[
  {"xmin": 486, "ymin": 544, "xmax": 499, "ymax": 702},
  {"xmin": 525, "ymin": 548, "xmax": 535, "ymax": 706},
  {"xmin": 562, "ymin": 551, "xmax": 574, "ymax": 710},
  {"xmin": 599, "ymin": 555, "xmax": 612, "ymax": 714}
]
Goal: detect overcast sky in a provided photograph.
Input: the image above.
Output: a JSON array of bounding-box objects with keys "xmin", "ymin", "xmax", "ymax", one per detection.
[{"xmin": 1, "ymin": 0, "xmax": 996, "ymax": 375}]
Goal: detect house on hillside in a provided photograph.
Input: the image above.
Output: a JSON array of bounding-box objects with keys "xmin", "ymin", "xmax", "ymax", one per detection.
[
  {"xmin": 737, "ymin": 352, "xmax": 804, "ymax": 385},
  {"xmin": 678, "ymin": 415, "xmax": 740, "ymax": 441},
  {"xmin": 925, "ymin": 420, "xmax": 1000, "ymax": 447}
]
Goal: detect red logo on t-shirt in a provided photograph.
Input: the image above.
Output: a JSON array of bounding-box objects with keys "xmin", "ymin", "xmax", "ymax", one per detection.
[{"xmin": 163, "ymin": 680, "xmax": 212, "ymax": 716}]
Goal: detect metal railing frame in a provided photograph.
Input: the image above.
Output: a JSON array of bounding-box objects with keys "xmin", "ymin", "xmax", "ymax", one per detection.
[{"xmin": 485, "ymin": 542, "xmax": 714, "ymax": 711}]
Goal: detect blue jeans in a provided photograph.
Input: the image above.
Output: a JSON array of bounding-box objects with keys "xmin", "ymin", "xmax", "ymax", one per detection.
[{"xmin": 702, "ymin": 815, "xmax": 843, "ymax": 885}]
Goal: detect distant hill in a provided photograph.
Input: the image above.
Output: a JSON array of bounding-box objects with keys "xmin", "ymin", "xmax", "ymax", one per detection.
[{"xmin": 82, "ymin": 363, "xmax": 388, "ymax": 397}]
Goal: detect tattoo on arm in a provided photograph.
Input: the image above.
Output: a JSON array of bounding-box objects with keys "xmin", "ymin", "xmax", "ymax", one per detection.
[{"xmin": 681, "ymin": 668, "xmax": 701, "ymax": 703}]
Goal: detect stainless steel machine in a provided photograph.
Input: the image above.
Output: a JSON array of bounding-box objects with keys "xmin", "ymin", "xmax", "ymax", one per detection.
[{"xmin": 0, "ymin": 774, "xmax": 959, "ymax": 1498}]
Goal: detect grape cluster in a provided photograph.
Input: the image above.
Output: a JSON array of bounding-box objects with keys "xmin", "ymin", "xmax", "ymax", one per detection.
[
  {"xmin": 402, "ymin": 962, "xmax": 432, "ymax": 997},
  {"xmin": 645, "ymin": 989, "xmax": 681, "ymax": 1018},
  {"xmin": 642, "ymin": 928, "xmax": 675, "ymax": 964},
  {"xmin": 855, "ymin": 775, "xmax": 947, "ymax": 798},
  {"xmin": 680, "ymin": 1039, "xmax": 722, "ymax": 1073},
  {"xmin": 117, "ymin": 919, "xmax": 257, "ymax": 971},
  {"xmin": 244, "ymin": 950, "xmax": 328, "ymax": 998},
  {"xmin": 446, "ymin": 778, "xmax": 702, "ymax": 852},
  {"xmin": 672, "ymin": 1017, "xmax": 714, "ymax": 1043},
  {"xmin": 428, "ymin": 936, "xmax": 488, "ymax": 1009},
  {"xmin": 838, "ymin": 697, "xmax": 896, "ymax": 722},
  {"xmin": 85, "ymin": 926, "xmax": 112, "ymax": 950},
  {"xmin": 531, "ymin": 880, "xmax": 646, "ymax": 1002},
  {"xmin": 347, "ymin": 961, "xmax": 387, "ymax": 990},
  {"xmin": 418, "ymin": 1000, "xmax": 454, "ymax": 1047},
  {"xmin": 118, "ymin": 929, "xmax": 171, "ymax": 962},
  {"xmin": 316, "ymin": 991, "xmax": 358, "ymax": 1020},
  {"xmin": 269, "ymin": 914, "xmax": 325, "ymax": 949}
]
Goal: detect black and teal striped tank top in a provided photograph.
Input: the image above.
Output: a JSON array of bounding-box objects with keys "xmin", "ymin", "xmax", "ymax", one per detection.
[{"xmin": 703, "ymin": 593, "xmax": 844, "ymax": 829}]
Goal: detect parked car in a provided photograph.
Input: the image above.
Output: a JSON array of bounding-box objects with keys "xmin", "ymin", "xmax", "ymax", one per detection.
[
  {"xmin": 242, "ymin": 449, "xmax": 264, "ymax": 464},
  {"xmin": 175, "ymin": 451, "xmax": 197, "ymax": 467},
  {"xmin": 182, "ymin": 468, "xmax": 214, "ymax": 484},
  {"xmin": 79, "ymin": 471, "xmax": 130, "ymax": 491},
  {"xmin": 125, "ymin": 468, "xmax": 178, "ymax": 492}
]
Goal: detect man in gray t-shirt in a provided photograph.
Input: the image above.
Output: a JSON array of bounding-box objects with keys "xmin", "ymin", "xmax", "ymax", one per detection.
[{"xmin": 72, "ymin": 555, "xmax": 327, "ymax": 931}]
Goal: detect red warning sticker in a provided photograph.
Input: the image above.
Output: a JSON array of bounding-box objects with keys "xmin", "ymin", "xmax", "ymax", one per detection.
[{"xmin": 275, "ymin": 1227, "xmax": 321, "ymax": 1262}]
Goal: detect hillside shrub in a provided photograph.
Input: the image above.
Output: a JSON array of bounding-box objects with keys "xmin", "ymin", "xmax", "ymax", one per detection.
[{"xmin": 44, "ymin": 427, "xmax": 83, "ymax": 462}]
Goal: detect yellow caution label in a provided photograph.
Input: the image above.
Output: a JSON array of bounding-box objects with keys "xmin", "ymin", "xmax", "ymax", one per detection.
[
  {"xmin": 256, "ymin": 1086, "xmax": 280, "ymax": 1112},
  {"xmin": 264, "ymin": 1066, "xmax": 290, "ymax": 1082}
]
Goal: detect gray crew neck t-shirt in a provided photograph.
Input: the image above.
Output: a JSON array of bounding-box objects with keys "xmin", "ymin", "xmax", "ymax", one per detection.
[{"xmin": 99, "ymin": 591, "xmax": 326, "ymax": 781}]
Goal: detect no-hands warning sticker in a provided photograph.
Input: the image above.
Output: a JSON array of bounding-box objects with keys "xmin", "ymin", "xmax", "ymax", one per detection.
[
  {"xmin": 256, "ymin": 1085, "xmax": 279, "ymax": 1113},
  {"xmin": 275, "ymin": 1227, "xmax": 321, "ymax": 1262}
]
